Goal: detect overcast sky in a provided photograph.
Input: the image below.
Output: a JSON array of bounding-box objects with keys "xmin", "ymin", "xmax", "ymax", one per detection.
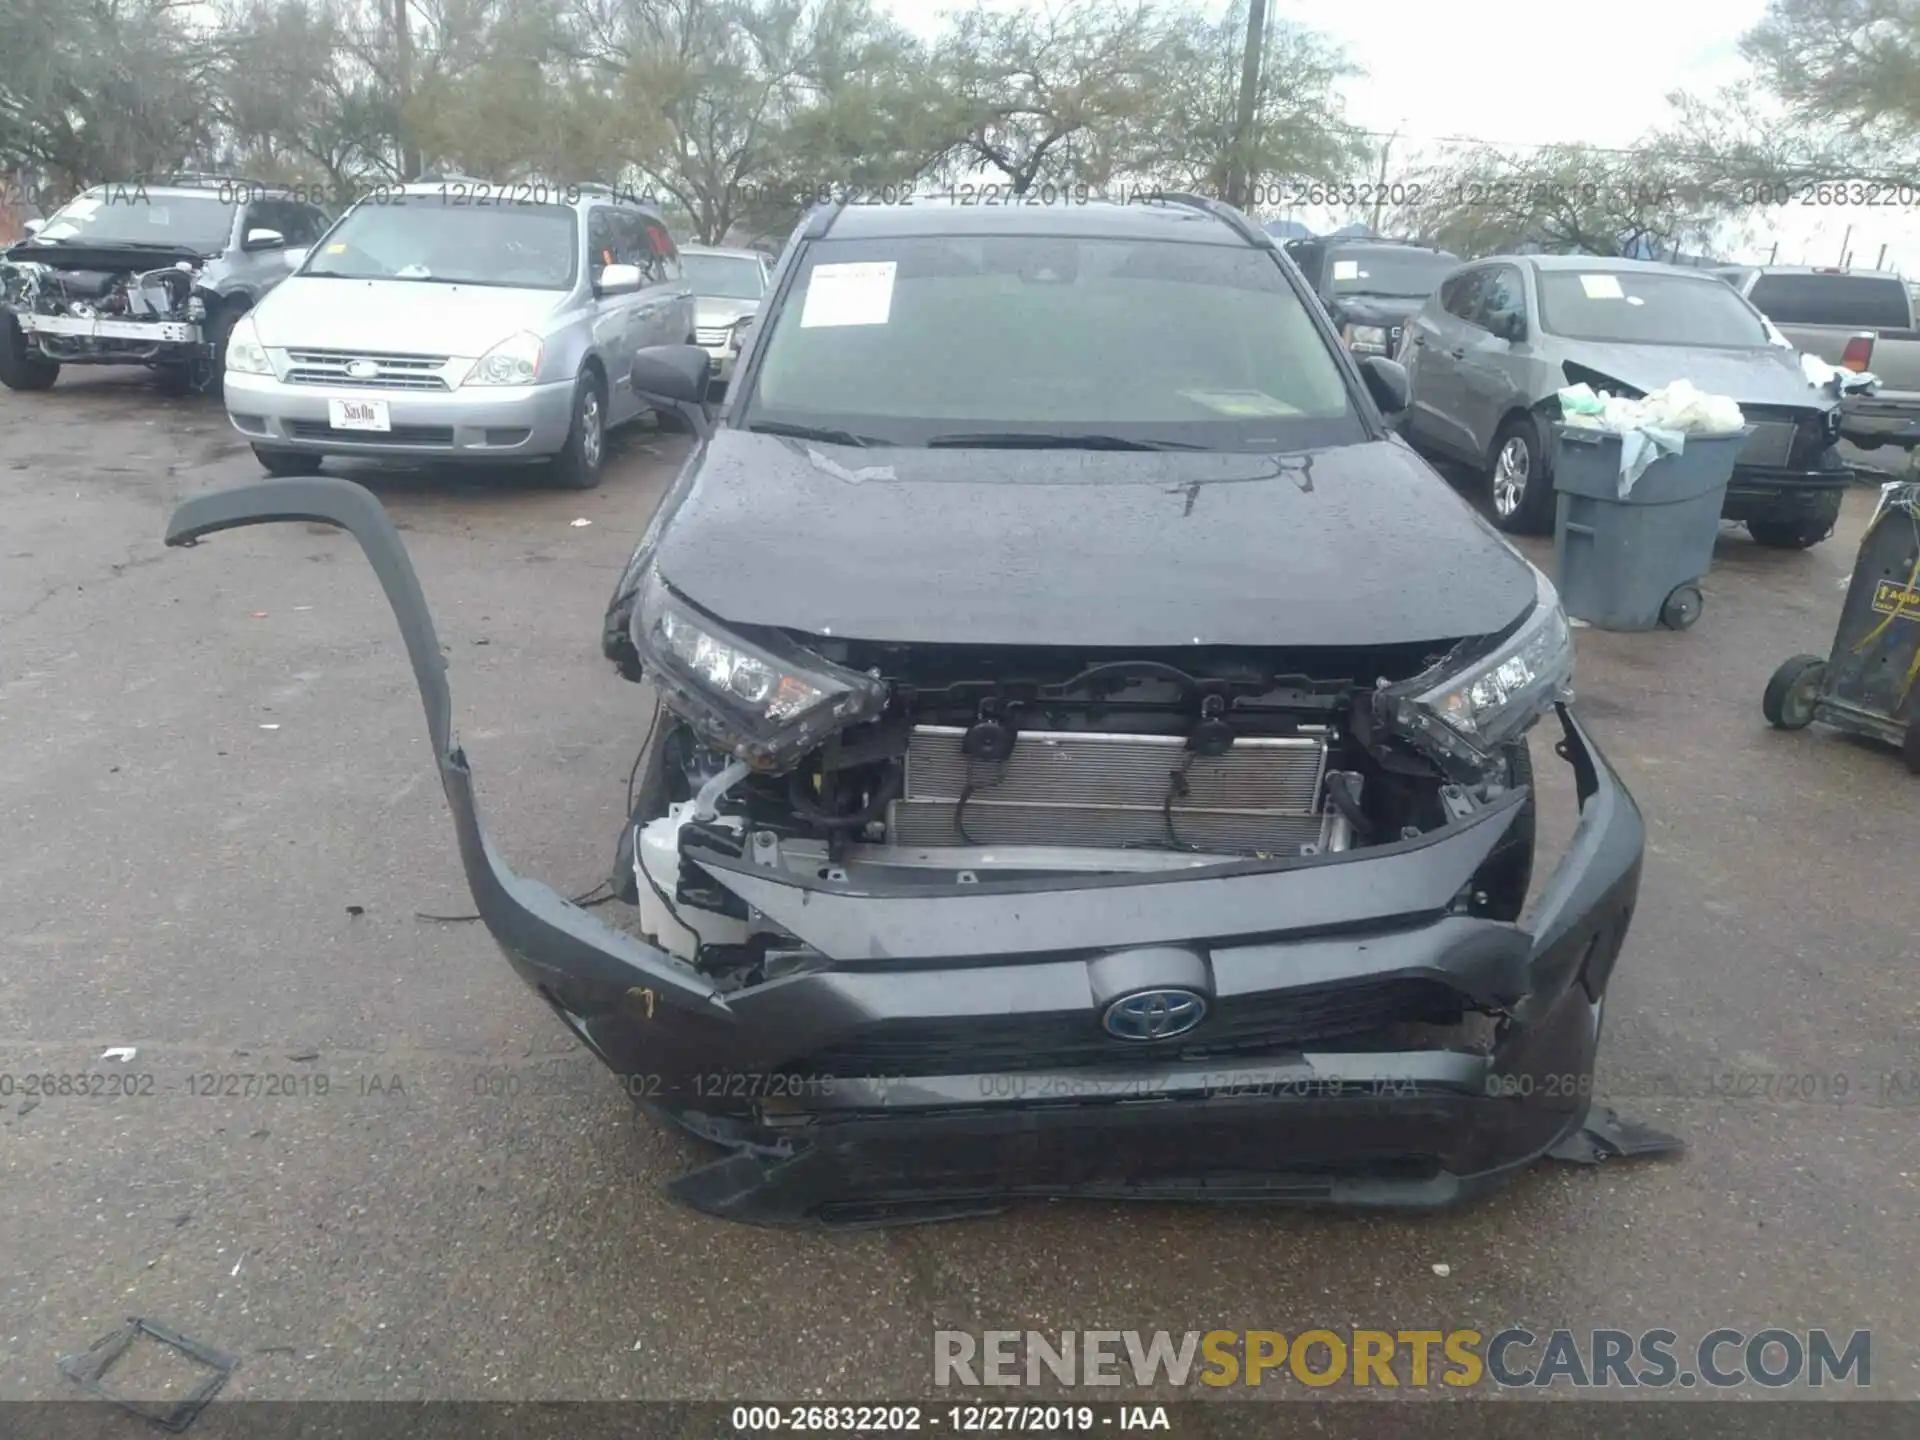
[{"xmin": 878, "ymin": 0, "xmax": 1920, "ymax": 271}]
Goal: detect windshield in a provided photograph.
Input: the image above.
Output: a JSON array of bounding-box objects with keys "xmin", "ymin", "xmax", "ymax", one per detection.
[
  {"xmin": 683, "ymin": 253, "xmax": 766, "ymax": 300},
  {"xmin": 1329, "ymin": 247, "xmax": 1459, "ymax": 298},
  {"xmin": 34, "ymin": 190, "xmax": 235, "ymax": 252},
  {"xmin": 1537, "ymin": 269, "xmax": 1772, "ymax": 347},
  {"xmin": 738, "ymin": 234, "xmax": 1362, "ymax": 450},
  {"xmin": 301, "ymin": 198, "xmax": 578, "ymax": 289}
]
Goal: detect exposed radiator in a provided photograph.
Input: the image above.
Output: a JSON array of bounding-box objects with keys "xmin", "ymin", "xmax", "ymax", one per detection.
[{"xmin": 888, "ymin": 725, "xmax": 1333, "ymax": 854}]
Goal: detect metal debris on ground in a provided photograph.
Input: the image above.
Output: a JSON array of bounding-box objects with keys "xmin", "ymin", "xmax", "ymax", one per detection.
[
  {"xmin": 56, "ymin": 1316, "xmax": 239, "ymax": 1432},
  {"xmin": 1546, "ymin": 1106, "xmax": 1685, "ymax": 1167}
]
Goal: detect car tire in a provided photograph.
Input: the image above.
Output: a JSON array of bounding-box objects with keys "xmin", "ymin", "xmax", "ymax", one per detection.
[
  {"xmin": 1747, "ymin": 509, "xmax": 1838, "ymax": 549},
  {"xmin": 0, "ymin": 313, "xmax": 59, "ymax": 391},
  {"xmin": 1761, "ymin": 653, "xmax": 1826, "ymax": 730},
  {"xmin": 1487, "ymin": 415, "xmax": 1555, "ymax": 535},
  {"xmin": 252, "ymin": 445, "xmax": 323, "ymax": 476},
  {"xmin": 548, "ymin": 369, "xmax": 607, "ymax": 490},
  {"xmin": 155, "ymin": 303, "xmax": 237, "ymax": 399}
]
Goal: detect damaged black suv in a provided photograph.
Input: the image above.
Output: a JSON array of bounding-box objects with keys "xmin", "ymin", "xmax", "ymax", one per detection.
[{"xmin": 166, "ymin": 194, "xmax": 1650, "ymax": 1227}]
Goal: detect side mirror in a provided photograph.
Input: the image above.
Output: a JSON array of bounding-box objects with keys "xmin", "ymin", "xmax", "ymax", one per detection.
[
  {"xmin": 245, "ymin": 227, "xmax": 285, "ymax": 250},
  {"xmin": 1500, "ymin": 311, "xmax": 1527, "ymax": 343},
  {"xmin": 22, "ymin": 217, "xmax": 45, "ymax": 236},
  {"xmin": 1359, "ymin": 354, "xmax": 1409, "ymax": 415},
  {"xmin": 595, "ymin": 262, "xmax": 642, "ymax": 297},
  {"xmin": 631, "ymin": 344, "xmax": 713, "ymax": 438}
]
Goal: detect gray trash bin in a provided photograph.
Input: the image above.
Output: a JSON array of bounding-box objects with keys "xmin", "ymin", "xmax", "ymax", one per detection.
[{"xmin": 1551, "ymin": 424, "xmax": 1751, "ymax": 632}]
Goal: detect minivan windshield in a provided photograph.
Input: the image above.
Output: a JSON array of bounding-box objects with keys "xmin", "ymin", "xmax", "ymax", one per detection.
[
  {"xmin": 1537, "ymin": 269, "xmax": 1771, "ymax": 347},
  {"xmin": 683, "ymin": 253, "xmax": 766, "ymax": 300},
  {"xmin": 34, "ymin": 190, "xmax": 235, "ymax": 252},
  {"xmin": 1328, "ymin": 246, "xmax": 1460, "ymax": 299},
  {"xmin": 300, "ymin": 197, "xmax": 578, "ymax": 290},
  {"xmin": 738, "ymin": 234, "xmax": 1362, "ymax": 450}
]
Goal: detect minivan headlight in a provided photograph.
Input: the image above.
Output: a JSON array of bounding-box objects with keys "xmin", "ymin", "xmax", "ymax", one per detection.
[
  {"xmin": 632, "ymin": 566, "xmax": 889, "ymax": 771},
  {"xmin": 225, "ymin": 312, "xmax": 271, "ymax": 374},
  {"xmin": 462, "ymin": 331, "xmax": 543, "ymax": 386},
  {"xmin": 1385, "ymin": 566, "xmax": 1575, "ymax": 771}
]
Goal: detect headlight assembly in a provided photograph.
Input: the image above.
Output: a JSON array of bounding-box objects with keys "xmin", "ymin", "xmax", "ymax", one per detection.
[
  {"xmin": 1383, "ymin": 566, "xmax": 1575, "ymax": 774},
  {"xmin": 462, "ymin": 331, "xmax": 543, "ymax": 387},
  {"xmin": 225, "ymin": 312, "xmax": 272, "ymax": 374},
  {"xmin": 632, "ymin": 566, "xmax": 888, "ymax": 771}
]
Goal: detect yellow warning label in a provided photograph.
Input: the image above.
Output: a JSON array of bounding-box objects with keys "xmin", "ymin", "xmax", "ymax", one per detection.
[{"xmin": 1870, "ymin": 580, "xmax": 1920, "ymax": 620}]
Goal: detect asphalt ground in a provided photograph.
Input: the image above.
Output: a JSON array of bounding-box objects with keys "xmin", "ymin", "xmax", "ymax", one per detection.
[{"xmin": 2, "ymin": 370, "xmax": 1918, "ymax": 1415}]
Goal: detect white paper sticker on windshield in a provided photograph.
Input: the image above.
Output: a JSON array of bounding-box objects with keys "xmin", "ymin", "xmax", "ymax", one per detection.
[
  {"xmin": 1579, "ymin": 273, "xmax": 1625, "ymax": 299},
  {"xmin": 801, "ymin": 261, "xmax": 896, "ymax": 328},
  {"xmin": 63, "ymin": 198, "xmax": 102, "ymax": 219},
  {"xmin": 1332, "ymin": 260, "xmax": 1361, "ymax": 281}
]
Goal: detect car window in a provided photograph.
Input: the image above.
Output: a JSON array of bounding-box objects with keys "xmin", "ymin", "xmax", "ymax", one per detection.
[
  {"xmin": 1328, "ymin": 247, "xmax": 1461, "ymax": 300},
  {"xmin": 1536, "ymin": 269, "xmax": 1771, "ymax": 347},
  {"xmin": 602, "ymin": 209, "xmax": 650, "ymax": 278},
  {"xmin": 35, "ymin": 189, "xmax": 236, "ymax": 252},
  {"xmin": 682, "ymin": 253, "xmax": 768, "ymax": 300},
  {"xmin": 644, "ymin": 219, "xmax": 681, "ymax": 282},
  {"xmin": 1476, "ymin": 267, "xmax": 1526, "ymax": 330},
  {"xmin": 587, "ymin": 206, "xmax": 619, "ymax": 276},
  {"xmin": 300, "ymin": 196, "xmax": 579, "ymax": 290},
  {"xmin": 245, "ymin": 201, "xmax": 294, "ymax": 245},
  {"xmin": 1441, "ymin": 269, "xmax": 1487, "ymax": 323},
  {"xmin": 1747, "ymin": 273, "xmax": 1911, "ymax": 330},
  {"xmin": 739, "ymin": 233, "xmax": 1364, "ymax": 452},
  {"xmin": 277, "ymin": 203, "xmax": 324, "ymax": 246}
]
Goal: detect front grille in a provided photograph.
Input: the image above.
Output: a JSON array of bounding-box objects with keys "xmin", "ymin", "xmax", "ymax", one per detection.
[
  {"xmin": 284, "ymin": 348, "xmax": 451, "ymax": 391},
  {"xmin": 888, "ymin": 725, "xmax": 1330, "ymax": 853},
  {"xmin": 287, "ymin": 420, "xmax": 453, "ymax": 445},
  {"xmin": 695, "ymin": 325, "xmax": 732, "ymax": 347},
  {"xmin": 793, "ymin": 977, "xmax": 1473, "ymax": 1077}
]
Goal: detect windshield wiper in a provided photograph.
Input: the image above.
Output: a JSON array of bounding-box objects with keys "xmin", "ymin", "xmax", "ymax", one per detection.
[
  {"xmin": 745, "ymin": 420, "xmax": 880, "ymax": 448},
  {"xmin": 924, "ymin": 431, "xmax": 1202, "ymax": 451}
]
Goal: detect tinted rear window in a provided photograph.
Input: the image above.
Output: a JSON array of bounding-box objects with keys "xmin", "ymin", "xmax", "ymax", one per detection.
[{"xmin": 1747, "ymin": 273, "xmax": 1912, "ymax": 330}]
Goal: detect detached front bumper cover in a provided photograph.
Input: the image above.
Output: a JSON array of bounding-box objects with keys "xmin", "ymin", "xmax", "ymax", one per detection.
[{"xmin": 166, "ymin": 477, "xmax": 1680, "ymax": 1228}]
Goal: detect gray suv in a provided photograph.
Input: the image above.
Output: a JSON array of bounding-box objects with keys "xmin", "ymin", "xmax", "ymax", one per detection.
[
  {"xmin": 222, "ymin": 179, "xmax": 695, "ymax": 488},
  {"xmin": 0, "ymin": 175, "xmax": 330, "ymax": 395}
]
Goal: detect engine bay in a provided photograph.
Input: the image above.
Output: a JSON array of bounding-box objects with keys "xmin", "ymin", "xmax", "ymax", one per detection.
[
  {"xmin": 625, "ymin": 641, "xmax": 1536, "ymax": 975},
  {"xmin": 2, "ymin": 252, "xmax": 205, "ymax": 359}
]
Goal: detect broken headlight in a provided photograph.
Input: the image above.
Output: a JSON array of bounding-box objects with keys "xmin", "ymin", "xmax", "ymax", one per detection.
[
  {"xmin": 1385, "ymin": 565, "xmax": 1574, "ymax": 772},
  {"xmin": 631, "ymin": 566, "xmax": 888, "ymax": 771}
]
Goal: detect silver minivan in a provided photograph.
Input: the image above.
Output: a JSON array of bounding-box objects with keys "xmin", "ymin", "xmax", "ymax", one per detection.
[{"xmin": 223, "ymin": 180, "xmax": 695, "ymax": 488}]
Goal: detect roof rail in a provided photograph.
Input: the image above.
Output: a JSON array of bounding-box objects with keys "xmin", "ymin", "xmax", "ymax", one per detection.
[
  {"xmin": 802, "ymin": 192, "xmax": 855, "ymax": 240},
  {"xmin": 412, "ymin": 170, "xmax": 489, "ymax": 184},
  {"xmin": 1138, "ymin": 191, "xmax": 1273, "ymax": 248},
  {"xmin": 127, "ymin": 172, "xmax": 274, "ymax": 192}
]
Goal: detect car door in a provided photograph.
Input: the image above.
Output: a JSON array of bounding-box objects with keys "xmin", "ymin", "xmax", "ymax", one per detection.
[
  {"xmin": 588, "ymin": 206, "xmax": 645, "ymax": 422},
  {"xmin": 233, "ymin": 199, "xmax": 297, "ymax": 299},
  {"xmin": 640, "ymin": 216, "xmax": 694, "ymax": 347},
  {"xmin": 1404, "ymin": 267, "xmax": 1488, "ymax": 457},
  {"xmin": 1452, "ymin": 263, "xmax": 1535, "ymax": 460}
]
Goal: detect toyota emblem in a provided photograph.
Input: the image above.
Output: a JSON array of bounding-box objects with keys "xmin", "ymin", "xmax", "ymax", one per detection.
[
  {"xmin": 1102, "ymin": 988, "xmax": 1207, "ymax": 1042},
  {"xmin": 345, "ymin": 360, "xmax": 379, "ymax": 379}
]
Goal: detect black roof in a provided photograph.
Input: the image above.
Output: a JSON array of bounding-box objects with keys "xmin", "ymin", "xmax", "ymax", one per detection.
[{"xmin": 812, "ymin": 195, "xmax": 1265, "ymax": 247}]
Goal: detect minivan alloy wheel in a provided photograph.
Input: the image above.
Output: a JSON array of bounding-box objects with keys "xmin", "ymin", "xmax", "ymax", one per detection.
[
  {"xmin": 1493, "ymin": 436, "xmax": 1531, "ymax": 517},
  {"xmin": 580, "ymin": 387, "xmax": 603, "ymax": 470}
]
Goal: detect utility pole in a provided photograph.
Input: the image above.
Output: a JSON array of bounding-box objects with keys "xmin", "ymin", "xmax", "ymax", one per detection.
[
  {"xmin": 394, "ymin": 0, "xmax": 418, "ymax": 179},
  {"xmin": 1369, "ymin": 130, "xmax": 1398, "ymax": 234},
  {"xmin": 1876, "ymin": 242, "xmax": 1888, "ymax": 270},
  {"xmin": 1226, "ymin": 0, "xmax": 1269, "ymax": 210},
  {"xmin": 1838, "ymin": 223, "xmax": 1852, "ymax": 267}
]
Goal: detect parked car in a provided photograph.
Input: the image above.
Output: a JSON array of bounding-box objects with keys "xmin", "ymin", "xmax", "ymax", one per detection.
[
  {"xmin": 165, "ymin": 193, "xmax": 1655, "ymax": 1224},
  {"xmin": 1402, "ymin": 255, "xmax": 1851, "ymax": 547},
  {"xmin": 221, "ymin": 179, "xmax": 695, "ymax": 488},
  {"xmin": 1286, "ymin": 235, "xmax": 1462, "ymax": 359},
  {"xmin": 0, "ymin": 175, "xmax": 329, "ymax": 395},
  {"xmin": 1721, "ymin": 265, "xmax": 1920, "ymax": 460},
  {"xmin": 680, "ymin": 244, "xmax": 770, "ymax": 383}
]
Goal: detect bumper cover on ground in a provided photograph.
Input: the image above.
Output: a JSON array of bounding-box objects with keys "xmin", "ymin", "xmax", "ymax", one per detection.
[{"xmin": 165, "ymin": 476, "xmax": 1665, "ymax": 1226}]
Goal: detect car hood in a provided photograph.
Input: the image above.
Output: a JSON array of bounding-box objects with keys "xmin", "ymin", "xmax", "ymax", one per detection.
[
  {"xmin": 251, "ymin": 276, "xmax": 564, "ymax": 355},
  {"xmin": 1558, "ymin": 341, "xmax": 1836, "ymax": 412},
  {"xmin": 695, "ymin": 296, "xmax": 759, "ymax": 328},
  {"xmin": 652, "ymin": 431, "xmax": 1539, "ymax": 649},
  {"xmin": 4, "ymin": 239, "xmax": 210, "ymax": 272}
]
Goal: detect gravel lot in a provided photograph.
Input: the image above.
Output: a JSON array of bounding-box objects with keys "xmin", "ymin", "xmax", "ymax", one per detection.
[{"xmin": 2, "ymin": 369, "xmax": 1918, "ymax": 1409}]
